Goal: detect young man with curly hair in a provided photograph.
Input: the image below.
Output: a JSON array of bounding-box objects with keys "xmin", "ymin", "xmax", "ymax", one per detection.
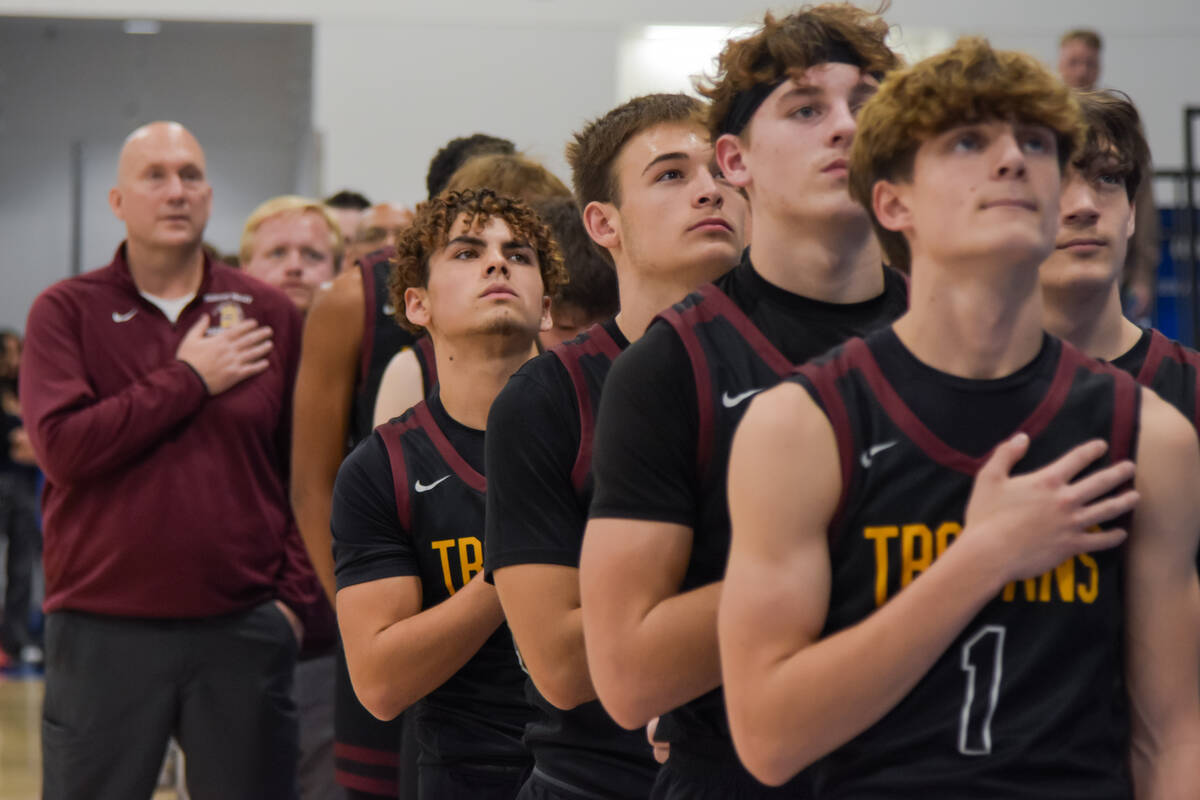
[
  {"xmin": 721, "ymin": 38, "xmax": 1200, "ymax": 796},
  {"xmin": 578, "ymin": 6, "xmax": 904, "ymax": 797},
  {"xmin": 484, "ymin": 92, "xmax": 746, "ymax": 800},
  {"xmin": 331, "ymin": 188, "xmax": 564, "ymax": 799}
]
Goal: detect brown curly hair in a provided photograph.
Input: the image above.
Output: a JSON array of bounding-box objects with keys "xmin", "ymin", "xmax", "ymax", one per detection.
[
  {"xmin": 697, "ymin": 3, "xmax": 899, "ymax": 141},
  {"xmin": 849, "ymin": 36, "xmax": 1084, "ymax": 273},
  {"xmin": 444, "ymin": 153, "xmax": 572, "ymax": 205},
  {"xmin": 389, "ymin": 188, "xmax": 567, "ymax": 333}
]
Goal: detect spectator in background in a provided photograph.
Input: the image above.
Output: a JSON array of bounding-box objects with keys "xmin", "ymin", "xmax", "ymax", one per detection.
[
  {"xmin": 0, "ymin": 328, "xmax": 41, "ymax": 668},
  {"xmin": 445, "ymin": 152, "xmax": 573, "ymax": 204},
  {"xmin": 531, "ymin": 195, "xmax": 619, "ymax": 349},
  {"xmin": 21, "ymin": 121, "xmax": 316, "ymax": 799},
  {"xmin": 425, "ymin": 133, "xmax": 516, "ymax": 200},
  {"xmin": 324, "ymin": 190, "xmax": 372, "ymax": 251},
  {"xmin": 342, "ymin": 203, "xmax": 415, "ymax": 274},
  {"xmin": 1057, "ymin": 28, "xmax": 1159, "ymax": 319},
  {"xmin": 241, "ymin": 195, "xmax": 343, "ymax": 315}
]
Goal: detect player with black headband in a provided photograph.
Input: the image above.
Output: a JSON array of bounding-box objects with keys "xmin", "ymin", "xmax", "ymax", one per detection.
[
  {"xmin": 721, "ymin": 38, "xmax": 1200, "ymax": 796},
  {"xmin": 578, "ymin": 5, "xmax": 905, "ymax": 798},
  {"xmin": 484, "ymin": 93, "xmax": 747, "ymax": 799},
  {"xmin": 332, "ymin": 189, "xmax": 565, "ymax": 798}
]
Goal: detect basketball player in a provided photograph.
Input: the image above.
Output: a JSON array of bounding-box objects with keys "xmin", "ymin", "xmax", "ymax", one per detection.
[
  {"xmin": 720, "ymin": 38, "xmax": 1200, "ymax": 795},
  {"xmin": 578, "ymin": 6, "xmax": 904, "ymax": 797},
  {"xmin": 484, "ymin": 93, "xmax": 747, "ymax": 799},
  {"xmin": 332, "ymin": 189, "xmax": 564, "ymax": 798}
]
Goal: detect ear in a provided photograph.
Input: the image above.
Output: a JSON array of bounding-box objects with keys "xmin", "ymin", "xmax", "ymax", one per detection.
[
  {"xmin": 715, "ymin": 133, "xmax": 751, "ymax": 190},
  {"xmin": 108, "ymin": 187, "xmax": 124, "ymax": 221},
  {"xmin": 538, "ymin": 295, "xmax": 553, "ymax": 333},
  {"xmin": 871, "ymin": 178, "xmax": 913, "ymax": 237},
  {"xmin": 582, "ymin": 201, "xmax": 620, "ymax": 252},
  {"xmin": 404, "ymin": 286, "xmax": 431, "ymax": 330},
  {"xmin": 1123, "ymin": 199, "xmax": 1136, "ymax": 240}
]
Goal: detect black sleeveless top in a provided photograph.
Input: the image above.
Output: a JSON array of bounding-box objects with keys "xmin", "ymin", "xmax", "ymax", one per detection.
[
  {"xmin": 374, "ymin": 395, "xmax": 532, "ymax": 768},
  {"xmin": 350, "ymin": 247, "xmax": 417, "ymax": 445},
  {"xmin": 642, "ymin": 263, "xmax": 906, "ymax": 767},
  {"xmin": 790, "ymin": 328, "xmax": 1139, "ymax": 799}
]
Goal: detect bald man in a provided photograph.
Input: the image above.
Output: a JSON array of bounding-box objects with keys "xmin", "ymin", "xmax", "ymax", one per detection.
[{"xmin": 20, "ymin": 121, "xmax": 318, "ymax": 800}]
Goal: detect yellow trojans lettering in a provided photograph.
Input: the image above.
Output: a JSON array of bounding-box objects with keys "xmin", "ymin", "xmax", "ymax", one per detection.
[
  {"xmin": 430, "ymin": 537, "xmax": 484, "ymax": 594},
  {"xmin": 863, "ymin": 523, "xmax": 1100, "ymax": 606}
]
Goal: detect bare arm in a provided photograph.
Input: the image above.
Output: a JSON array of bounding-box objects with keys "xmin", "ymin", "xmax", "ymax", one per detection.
[
  {"xmin": 336, "ymin": 574, "xmax": 506, "ymax": 721},
  {"xmin": 721, "ymin": 383, "xmax": 1139, "ymax": 786},
  {"xmin": 373, "ymin": 347, "xmax": 424, "ymax": 427},
  {"xmin": 1125, "ymin": 389, "xmax": 1200, "ymax": 798},
  {"xmin": 579, "ymin": 517, "xmax": 722, "ymax": 729},
  {"xmin": 494, "ymin": 563, "xmax": 594, "ymax": 709},
  {"xmin": 291, "ymin": 271, "xmax": 364, "ymax": 603}
]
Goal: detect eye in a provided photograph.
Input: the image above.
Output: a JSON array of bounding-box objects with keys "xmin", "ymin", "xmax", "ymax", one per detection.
[
  {"xmin": 509, "ymin": 251, "xmax": 533, "ymax": 264},
  {"xmin": 951, "ymin": 132, "xmax": 982, "ymax": 152},
  {"xmin": 303, "ymin": 248, "xmax": 326, "ymax": 262},
  {"xmin": 789, "ymin": 104, "xmax": 821, "ymax": 120},
  {"xmin": 1020, "ymin": 133, "xmax": 1051, "ymax": 154},
  {"xmin": 269, "ymin": 246, "xmax": 287, "ymax": 258},
  {"xmin": 656, "ymin": 168, "xmax": 684, "ymax": 183},
  {"xmin": 453, "ymin": 248, "xmax": 477, "ymax": 260}
]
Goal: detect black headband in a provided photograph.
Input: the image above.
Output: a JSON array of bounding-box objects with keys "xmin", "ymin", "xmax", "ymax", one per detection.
[{"xmin": 717, "ymin": 40, "xmax": 876, "ymax": 136}]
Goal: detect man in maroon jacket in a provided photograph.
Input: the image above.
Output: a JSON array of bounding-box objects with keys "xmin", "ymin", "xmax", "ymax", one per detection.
[{"xmin": 21, "ymin": 121, "xmax": 317, "ymax": 800}]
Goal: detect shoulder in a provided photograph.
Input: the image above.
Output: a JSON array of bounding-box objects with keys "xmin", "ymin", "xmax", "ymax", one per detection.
[
  {"xmin": 490, "ymin": 352, "xmax": 574, "ymax": 429},
  {"xmin": 1136, "ymin": 386, "xmax": 1197, "ymax": 460},
  {"xmin": 338, "ymin": 427, "xmax": 397, "ymax": 486}
]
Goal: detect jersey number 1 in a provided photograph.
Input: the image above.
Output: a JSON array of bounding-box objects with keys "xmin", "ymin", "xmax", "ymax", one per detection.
[{"xmin": 958, "ymin": 625, "xmax": 1005, "ymax": 756}]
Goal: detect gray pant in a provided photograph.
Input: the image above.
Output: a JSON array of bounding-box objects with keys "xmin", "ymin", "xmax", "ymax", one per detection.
[{"xmin": 42, "ymin": 603, "xmax": 300, "ymax": 800}]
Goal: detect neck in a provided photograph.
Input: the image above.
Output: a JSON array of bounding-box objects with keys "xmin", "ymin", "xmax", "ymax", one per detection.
[
  {"xmin": 748, "ymin": 210, "xmax": 882, "ymax": 303},
  {"xmin": 612, "ymin": 255, "xmax": 729, "ymax": 342},
  {"xmin": 432, "ymin": 333, "xmax": 537, "ymax": 429},
  {"xmin": 125, "ymin": 238, "xmax": 206, "ymax": 298},
  {"xmin": 894, "ymin": 254, "xmax": 1045, "ymax": 379},
  {"xmin": 1041, "ymin": 281, "xmax": 1143, "ymax": 361}
]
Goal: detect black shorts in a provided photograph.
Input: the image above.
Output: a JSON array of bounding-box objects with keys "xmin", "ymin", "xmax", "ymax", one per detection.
[
  {"xmin": 334, "ymin": 642, "xmax": 418, "ymax": 798},
  {"xmin": 651, "ymin": 749, "xmax": 810, "ymax": 800},
  {"xmin": 418, "ymin": 760, "xmax": 531, "ymax": 800}
]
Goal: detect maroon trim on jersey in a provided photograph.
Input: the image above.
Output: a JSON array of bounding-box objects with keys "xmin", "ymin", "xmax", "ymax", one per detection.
[
  {"xmin": 415, "ymin": 335, "xmax": 438, "ymax": 394},
  {"xmin": 413, "ymin": 401, "xmax": 486, "ymax": 493},
  {"xmin": 845, "ymin": 337, "xmax": 1077, "ymax": 475},
  {"xmin": 1140, "ymin": 329, "xmax": 1200, "ymax": 429},
  {"xmin": 1109, "ymin": 366, "xmax": 1138, "ymax": 464},
  {"xmin": 552, "ymin": 322, "xmax": 623, "ymax": 492},
  {"xmin": 694, "ymin": 283, "xmax": 791, "ymax": 375},
  {"xmin": 377, "ymin": 415, "xmax": 421, "ymax": 532},
  {"xmin": 795, "ymin": 360, "xmax": 856, "ymax": 534},
  {"xmin": 659, "ymin": 305, "xmax": 715, "ymax": 475},
  {"xmin": 334, "ymin": 742, "xmax": 399, "ymax": 767},
  {"xmin": 334, "ymin": 769, "xmax": 399, "ymax": 796}
]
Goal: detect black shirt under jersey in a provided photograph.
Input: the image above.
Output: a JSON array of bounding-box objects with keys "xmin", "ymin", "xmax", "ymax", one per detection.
[
  {"xmin": 790, "ymin": 328, "xmax": 1138, "ymax": 799},
  {"xmin": 587, "ymin": 253, "xmax": 907, "ymax": 772},
  {"xmin": 332, "ymin": 391, "xmax": 532, "ymax": 770},
  {"xmin": 484, "ymin": 318, "xmax": 658, "ymax": 798}
]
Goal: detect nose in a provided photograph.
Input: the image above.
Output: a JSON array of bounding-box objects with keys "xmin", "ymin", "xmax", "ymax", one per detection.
[
  {"xmin": 283, "ymin": 250, "xmax": 304, "ymax": 277},
  {"xmin": 1059, "ymin": 176, "xmax": 1100, "ymax": 228},
  {"xmin": 484, "ymin": 247, "xmax": 510, "ymax": 277},
  {"xmin": 827, "ymin": 99, "xmax": 857, "ymax": 149},
  {"xmin": 993, "ymin": 132, "xmax": 1028, "ymax": 180},
  {"xmin": 694, "ymin": 169, "xmax": 725, "ymax": 209}
]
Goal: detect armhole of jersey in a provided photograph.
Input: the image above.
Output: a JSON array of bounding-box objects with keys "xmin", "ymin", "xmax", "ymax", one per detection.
[
  {"xmin": 658, "ymin": 306, "xmax": 714, "ymax": 479},
  {"xmin": 376, "ymin": 425, "xmax": 412, "ymax": 532},
  {"xmin": 413, "ymin": 401, "xmax": 486, "ymax": 493},
  {"xmin": 695, "ymin": 283, "xmax": 791, "ymax": 377},
  {"xmin": 794, "ymin": 363, "xmax": 856, "ymax": 537},
  {"xmin": 416, "ymin": 336, "xmax": 437, "ymax": 398},
  {"xmin": 358, "ymin": 265, "xmax": 375, "ymax": 386},
  {"xmin": 552, "ymin": 346, "xmax": 592, "ymax": 494},
  {"xmin": 1111, "ymin": 372, "xmax": 1140, "ymax": 465}
]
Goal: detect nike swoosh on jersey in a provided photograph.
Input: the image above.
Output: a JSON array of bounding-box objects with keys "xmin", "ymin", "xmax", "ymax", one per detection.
[
  {"xmin": 111, "ymin": 309, "xmax": 138, "ymax": 323},
  {"xmin": 859, "ymin": 440, "xmax": 898, "ymax": 468},
  {"xmin": 722, "ymin": 388, "xmax": 763, "ymax": 408},
  {"xmin": 414, "ymin": 475, "xmax": 451, "ymax": 493}
]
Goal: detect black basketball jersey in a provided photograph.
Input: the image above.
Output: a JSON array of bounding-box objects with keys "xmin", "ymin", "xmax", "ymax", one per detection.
[
  {"xmin": 790, "ymin": 330, "xmax": 1139, "ymax": 799},
  {"xmin": 350, "ymin": 247, "xmax": 418, "ymax": 445},
  {"xmin": 376, "ymin": 400, "xmax": 532, "ymax": 769},
  {"xmin": 512, "ymin": 320, "xmax": 658, "ymax": 797},
  {"xmin": 650, "ymin": 266, "xmax": 906, "ymax": 767}
]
